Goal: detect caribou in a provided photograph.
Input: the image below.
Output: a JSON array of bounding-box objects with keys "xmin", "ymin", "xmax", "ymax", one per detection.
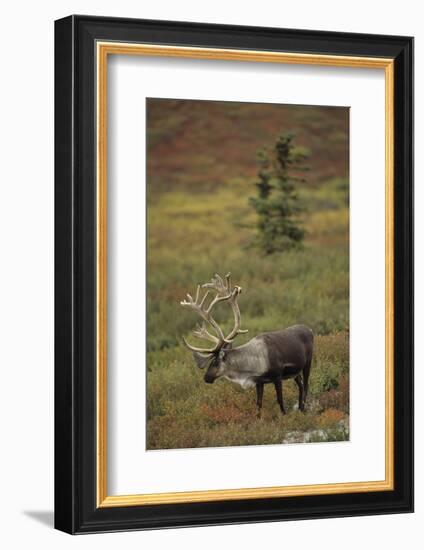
[{"xmin": 180, "ymin": 273, "xmax": 314, "ymax": 417}]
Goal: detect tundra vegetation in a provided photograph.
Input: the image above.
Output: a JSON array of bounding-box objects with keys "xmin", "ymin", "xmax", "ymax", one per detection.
[{"xmin": 146, "ymin": 99, "xmax": 349, "ymax": 450}]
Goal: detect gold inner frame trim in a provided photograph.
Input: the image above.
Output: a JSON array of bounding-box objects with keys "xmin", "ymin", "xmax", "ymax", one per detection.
[{"xmin": 96, "ymin": 42, "xmax": 395, "ymax": 508}]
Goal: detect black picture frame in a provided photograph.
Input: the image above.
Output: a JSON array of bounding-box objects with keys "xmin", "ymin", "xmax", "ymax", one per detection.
[{"xmin": 55, "ymin": 15, "xmax": 413, "ymax": 534}]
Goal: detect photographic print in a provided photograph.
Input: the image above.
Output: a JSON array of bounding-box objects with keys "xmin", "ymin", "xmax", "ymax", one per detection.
[{"xmin": 146, "ymin": 98, "xmax": 349, "ymax": 450}]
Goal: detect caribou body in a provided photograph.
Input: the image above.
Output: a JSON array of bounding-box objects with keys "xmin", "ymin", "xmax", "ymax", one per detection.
[{"xmin": 181, "ymin": 273, "xmax": 313, "ymax": 416}]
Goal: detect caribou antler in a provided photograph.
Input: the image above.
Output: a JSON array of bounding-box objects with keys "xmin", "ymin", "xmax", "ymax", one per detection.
[
  {"xmin": 180, "ymin": 272, "xmax": 248, "ymax": 354},
  {"xmin": 203, "ymin": 273, "xmax": 248, "ymax": 342},
  {"xmin": 192, "ymin": 323, "xmax": 220, "ymax": 344}
]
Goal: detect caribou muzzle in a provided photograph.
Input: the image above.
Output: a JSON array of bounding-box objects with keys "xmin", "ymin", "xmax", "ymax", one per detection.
[{"xmin": 204, "ymin": 373, "xmax": 216, "ymax": 384}]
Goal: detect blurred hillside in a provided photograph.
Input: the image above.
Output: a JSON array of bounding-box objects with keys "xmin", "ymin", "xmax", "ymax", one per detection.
[{"xmin": 147, "ymin": 98, "xmax": 349, "ymax": 195}]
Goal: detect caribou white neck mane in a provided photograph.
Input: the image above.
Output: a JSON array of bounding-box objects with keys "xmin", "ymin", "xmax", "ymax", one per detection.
[{"xmin": 222, "ymin": 338, "xmax": 269, "ymax": 389}]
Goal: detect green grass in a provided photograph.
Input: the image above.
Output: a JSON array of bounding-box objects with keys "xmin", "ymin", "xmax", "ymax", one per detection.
[{"xmin": 146, "ymin": 99, "xmax": 349, "ymax": 450}]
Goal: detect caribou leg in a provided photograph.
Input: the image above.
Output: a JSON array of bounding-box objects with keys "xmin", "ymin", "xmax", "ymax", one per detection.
[
  {"xmin": 256, "ymin": 382, "xmax": 264, "ymax": 418},
  {"xmin": 274, "ymin": 378, "xmax": 286, "ymax": 415},
  {"xmin": 294, "ymin": 375, "xmax": 305, "ymax": 412},
  {"xmin": 303, "ymin": 358, "xmax": 312, "ymax": 407}
]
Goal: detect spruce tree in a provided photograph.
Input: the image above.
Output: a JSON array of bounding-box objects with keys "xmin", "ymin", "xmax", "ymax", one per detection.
[{"xmin": 249, "ymin": 132, "xmax": 308, "ymax": 254}]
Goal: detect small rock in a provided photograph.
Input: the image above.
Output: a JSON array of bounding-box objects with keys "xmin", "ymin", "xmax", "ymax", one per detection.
[{"xmin": 282, "ymin": 430, "xmax": 305, "ymax": 444}]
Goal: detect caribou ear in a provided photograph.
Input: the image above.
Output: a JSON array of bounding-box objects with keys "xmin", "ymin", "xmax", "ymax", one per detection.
[{"xmin": 192, "ymin": 351, "xmax": 214, "ymax": 369}]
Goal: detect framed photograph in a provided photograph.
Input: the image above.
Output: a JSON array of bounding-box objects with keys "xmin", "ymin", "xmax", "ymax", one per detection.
[{"xmin": 54, "ymin": 15, "xmax": 413, "ymax": 534}]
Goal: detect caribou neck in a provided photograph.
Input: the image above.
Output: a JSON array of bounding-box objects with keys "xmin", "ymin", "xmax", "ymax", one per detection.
[{"xmin": 222, "ymin": 337, "xmax": 269, "ymax": 382}]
